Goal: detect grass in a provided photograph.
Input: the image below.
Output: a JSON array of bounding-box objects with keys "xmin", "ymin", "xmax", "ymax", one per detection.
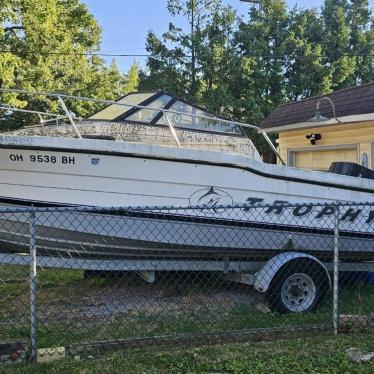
[{"xmin": 2, "ymin": 332, "xmax": 374, "ymax": 373}]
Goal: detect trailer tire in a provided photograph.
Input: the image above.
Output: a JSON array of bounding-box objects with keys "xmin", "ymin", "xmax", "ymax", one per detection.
[{"xmin": 265, "ymin": 259, "xmax": 328, "ymax": 313}]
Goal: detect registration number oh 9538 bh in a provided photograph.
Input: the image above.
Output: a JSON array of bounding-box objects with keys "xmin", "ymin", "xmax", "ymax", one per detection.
[{"xmin": 9, "ymin": 153, "xmax": 75, "ymax": 165}]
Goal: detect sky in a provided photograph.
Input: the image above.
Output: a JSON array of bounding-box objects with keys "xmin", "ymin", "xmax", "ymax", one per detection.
[{"xmin": 82, "ymin": 0, "xmax": 325, "ymax": 73}]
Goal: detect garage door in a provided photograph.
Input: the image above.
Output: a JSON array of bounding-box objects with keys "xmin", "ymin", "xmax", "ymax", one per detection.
[{"xmin": 293, "ymin": 148, "xmax": 358, "ymax": 171}]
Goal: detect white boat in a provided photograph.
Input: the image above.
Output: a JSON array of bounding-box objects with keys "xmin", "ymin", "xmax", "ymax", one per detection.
[{"xmin": 0, "ymin": 88, "xmax": 373, "ymax": 262}]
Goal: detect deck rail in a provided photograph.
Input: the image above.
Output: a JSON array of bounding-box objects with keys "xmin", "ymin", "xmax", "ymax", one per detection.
[{"xmin": 0, "ymin": 88, "xmax": 285, "ymax": 165}]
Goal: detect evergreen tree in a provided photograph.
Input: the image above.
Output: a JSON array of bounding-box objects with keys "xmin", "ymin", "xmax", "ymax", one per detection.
[
  {"xmin": 124, "ymin": 62, "xmax": 140, "ymax": 93},
  {"xmin": 347, "ymin": 0, "xmax": 374, "ymax": 84},
  {"xmin": 321, "ymin": 0, "xmax": 356, "ymax": 90},
  {"xmin": 235, "ymin": 0, "xmax": 289, "ymax": 122},
  {"xmin": 139, "ymin": 0, "xmax": 238, "ymax": 112},
  {"xmin": 284, "ymin": 8, "xmax": 327, "ymax": 99}
]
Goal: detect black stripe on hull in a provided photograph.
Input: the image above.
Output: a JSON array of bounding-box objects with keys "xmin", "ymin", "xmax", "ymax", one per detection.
[
  {"xmin": 0, "ymin": 199, "xmax": 373, "ymax": 263},
  {"xmin": 1, "ymin": 196, "xmax": 374, "ymax": 242}
]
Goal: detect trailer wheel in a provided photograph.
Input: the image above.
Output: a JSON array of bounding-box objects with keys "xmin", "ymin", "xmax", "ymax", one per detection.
[{"xmin": 265, "ymin": 259, "xmax": 328, "ymax": 313}]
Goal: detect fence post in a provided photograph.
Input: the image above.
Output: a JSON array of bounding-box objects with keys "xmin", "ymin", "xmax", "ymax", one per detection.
[
  {"xmin": 29, "ymin": 210, "xmax": 38, "ymax": 361},
  {"xmin": 333, "ymin": 204, "xmax": 340, "ymax": 335}
]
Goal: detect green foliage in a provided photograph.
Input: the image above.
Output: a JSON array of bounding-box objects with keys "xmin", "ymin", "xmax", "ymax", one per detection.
[
  {"xmin": 139, "ymin": 0, "xmax": 239, "ymax": 114},
  {"xmin": 140, "ymin": 0, "xmax": 374, "ymax": 159},
  {"xmin": 285, "ymin": 8, "xmax": 326, "ymax": 98},
  {"xmin": 0, "ymin": 0, "xmax": 138, "ymax": 129}
]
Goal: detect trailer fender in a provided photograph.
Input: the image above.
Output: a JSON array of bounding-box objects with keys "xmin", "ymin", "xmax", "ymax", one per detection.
[{"xmin": 253, "ymin": 252, "xmax": 331, "ymax": 293}]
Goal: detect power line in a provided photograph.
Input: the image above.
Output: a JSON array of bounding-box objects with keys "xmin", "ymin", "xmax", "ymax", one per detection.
[
  {"xmin": 102, "ymin": 39, "xmax": 147, "ymax": 45},
  {"xmin": 98, "ymin": 48, "xmax": 149, "ymax": 53},
  {"xmin": 0, "ymin": 49, "xmax": 374, "ymax": 60}
]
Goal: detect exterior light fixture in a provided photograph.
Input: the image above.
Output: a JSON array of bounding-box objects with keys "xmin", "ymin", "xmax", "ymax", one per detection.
[
  {"xmin": 306, "ymin": 133, "xmax": 322, "ymax": 145},
  {"xmin": 308, "ymin": 111, "xmax": 330, "ymax": 123},
  {"xmin": 308, "ymin": 97, "xmax": 342, "ymax": 123}
]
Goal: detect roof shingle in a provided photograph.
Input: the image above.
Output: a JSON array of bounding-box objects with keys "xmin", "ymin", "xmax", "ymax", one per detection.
[{"xmin": 260, "ymin": 82, "xmax": 374, "ymax": 130}]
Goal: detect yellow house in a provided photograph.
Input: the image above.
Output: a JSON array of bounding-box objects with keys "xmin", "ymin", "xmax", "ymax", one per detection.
[{"xmin": 260, "ymin": 83, "xmax": 374, "ymax": 171}]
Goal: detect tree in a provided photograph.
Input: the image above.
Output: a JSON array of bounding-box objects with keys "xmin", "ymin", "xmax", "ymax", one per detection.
[
  {"xmin": 347, "ymin": 0, "xmax": 374, "ymax": 84},
  {"xmin": 231, "ymin": 0, "xmax": 291, "ymax": 161},
  {"xmin": 319, "ymin": 0, "xmax": 374, "ymax": 90},
  {"xmin": 123, "ymin": 62, "xmax": 140, "ymax": 93},
  {"xmin": 321, "ymin": 0, "xmax": 356, "ymax": 90},
  {"xmin": 284, "ymin": 8, "xmax": 327, "ymax": 99},
  {"xmin": 140, "ymin": 0, "xmax": 374, "ymax": 162},
  {"xmin": 139, "ymin": 0, "xmax": 238, "ymax": 113},
  {"xmin": 235, "ymin": 0, "xmax": 289, "ymax": 122},
  {"xmin": 0, "ymin": 0, "xmax": 135, "ymax": 128}
]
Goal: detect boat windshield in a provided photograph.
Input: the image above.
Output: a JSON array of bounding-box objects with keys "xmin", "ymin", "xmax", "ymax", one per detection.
[{"xmin": 89, "ymin": 91, "xmax": 244, "ymax": 136}]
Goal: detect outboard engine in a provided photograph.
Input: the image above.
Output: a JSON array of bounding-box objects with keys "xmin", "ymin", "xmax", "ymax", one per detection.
[{"xmin": 329, "ymin": 162, "xmax": 374, "ymax": 181}]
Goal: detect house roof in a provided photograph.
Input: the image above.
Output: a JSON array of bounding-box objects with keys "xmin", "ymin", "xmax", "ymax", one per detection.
[{"xmin": 260, "ymin": 82, "xmax": 374, "ymax": 132}]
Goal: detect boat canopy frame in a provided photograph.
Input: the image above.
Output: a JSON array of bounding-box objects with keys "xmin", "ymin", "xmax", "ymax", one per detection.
[
  {"xmin": 0, "ymin": 105, "xmax": 68, "ymax": 124},
  {"xmin": 0, "ymin": 88, "xmax": 285, "ymax": 165}
]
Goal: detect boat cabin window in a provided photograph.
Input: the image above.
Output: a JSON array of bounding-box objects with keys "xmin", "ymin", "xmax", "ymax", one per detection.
[
  {"xmin": 89, "ymin": 91, "xmax": 244, "ymax": 136},
  {"xmin": 156, "ymin": 100, "xmax": 242, "ymax": 135},
  {"xmin": 126, "ymin": 94, "xmax": 173, "ymax": 123},
  {"xmin": 89, "ymin": 93, "xmax": 155, "ymax": 121}
]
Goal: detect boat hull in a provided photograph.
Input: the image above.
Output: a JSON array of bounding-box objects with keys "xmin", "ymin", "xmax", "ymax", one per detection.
[
  {"xmin": 0, "ymin": 136, "xmax": 374, "ymax": 208},
  {"xmin": 0, "ymin": 136, "xmax": 373, "ymax": 262}
]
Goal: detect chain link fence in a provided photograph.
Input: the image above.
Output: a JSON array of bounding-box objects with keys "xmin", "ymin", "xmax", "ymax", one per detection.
[{"xmin": 0, "ymin": 202, "xmax": 373, "ymax": 363}]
